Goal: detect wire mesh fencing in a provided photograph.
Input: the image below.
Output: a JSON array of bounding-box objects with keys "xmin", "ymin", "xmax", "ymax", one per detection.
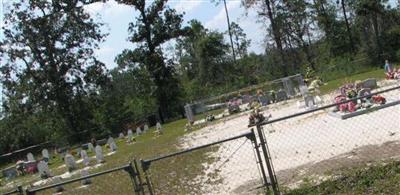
[
  {"xmin": 140, "ymin": 131, "xmax": 269, "ymax": 195},
  {"xmin": 256, "ymin": 82, "xmax": 400, "ymax": 191},
  {"xmin": 24, "ymin": 163, "xmax": 140, "ymax": 195}
]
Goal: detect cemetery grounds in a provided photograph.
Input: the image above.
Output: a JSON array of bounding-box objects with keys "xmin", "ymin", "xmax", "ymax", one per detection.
[{"xmin": 1, "ymin": 69, "xmax": 400, "ymax": 194}]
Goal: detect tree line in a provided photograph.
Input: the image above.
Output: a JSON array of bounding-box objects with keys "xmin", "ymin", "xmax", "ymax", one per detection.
[{"xmin": 0, "ymin": 0, "xmax": 399, "ymax": 153}]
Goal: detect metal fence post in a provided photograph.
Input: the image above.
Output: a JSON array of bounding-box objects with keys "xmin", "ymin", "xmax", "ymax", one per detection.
[
  {"xmin": 256, "ymin": 124, "xmax": 280, "ymax": 195},
  {"xmin": 140, "ymin": 159, "xmax": 154, "ymax": 195},
  {"xmin": 133, "ymin": 159, "xmax": 145, "ymax": 195},
  {"xmin": 249, "ymin": 128, "xmax": 270, "ymax": 191},
  {"xmin": 124, "ymin": 161, "xmax": 141, "ymax": 195},
  {"xmin": 17, "ymin": 186, "xmax": 23, "ymax": 195}
]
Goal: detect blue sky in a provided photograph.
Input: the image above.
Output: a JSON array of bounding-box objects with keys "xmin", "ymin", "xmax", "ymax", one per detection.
[{"xmin": 84, "ymin": 0, "xmax": 264, "ymax": 69}]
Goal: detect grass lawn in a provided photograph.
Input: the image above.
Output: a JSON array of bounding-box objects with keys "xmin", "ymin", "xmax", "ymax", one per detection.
[
  {"xmin": 1, "ymin": 118, "xmax": 217, "ymax": 194},
  {"xmin": 285, "ymin": 161, "xmax": 400, "ymax": 195},
  {"xmin": 320, "ymin": 68, "xmax": 386, "ymax": 94}
]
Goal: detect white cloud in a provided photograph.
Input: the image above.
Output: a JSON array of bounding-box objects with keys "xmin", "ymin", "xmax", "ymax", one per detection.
[
  {"xmin": 205, "ymin": 0, "xmax": 241, "ymax": 30},
  {"xmin": 173, "ymin": 0, "xmax": 202, "ymax": 14},
  {"xmin": 84, "ymin": 0, "xmax": 132, "ymax": 19}
]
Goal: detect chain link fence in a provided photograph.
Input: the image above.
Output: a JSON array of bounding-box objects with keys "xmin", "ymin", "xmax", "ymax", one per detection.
[
  {"xmin": 255, "ymin": 82, "xmax": 400, "ymax": 191},
  {"xmin": 23, "ymin": 163, "xmax": 140, "ymax": 195},
  {"xmin": 140, "ymin": 131, "xmax": 269, "ymax": 195}
]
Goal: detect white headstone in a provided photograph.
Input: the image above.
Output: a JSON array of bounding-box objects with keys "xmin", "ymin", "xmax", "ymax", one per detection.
[
  {"xmin": 156, "ymin": 122, "xmax": 162, "ymax": 131},
  {"xmin": 42, "ymin": 149, "xmax": 49, "ymax": 160},
  {"xmin": 37, "ymin": 161, "xmax": 51, "ymax": 178},
  {"xmin": 119, "ymin": 132, "xmax": 124, "ymax": 139},
  {"xmin": 144, "ymin": 124, "xmax": 149, "ymax": 132},
  {"xmin": 95, "ymin": 145, "xmax": 104, "ymax": 164},
  {"xmin": 136, "ymin": 127, "xmax": 142, "ymax": 135},
  {"xmin": 81, "ymin": 169, "xmax": 91, "ymax": 185},
  {"xmin": 107, "ymin": 137, "xmax": 117, "ymax": 152},
  {"xmin": 127, "ymin": 129, "xmax": 133, "ymax": 142},
  {"xmin": 299, "ymin": 85, "xmax": 309, "ymax": 96},
  {"xmin": 27, "ymin": 153, "xmax": 35, "ymax": 162},
  {"xmin": 80, "ymin": 150, "xmax": 90, "ymax": 166},
  {"xmin": 88, "ymin": 143, "xmax": 94, "ymax": 152},
  {"xmin": 64, "ymin": 153, "xmax": 77, "ymax": 172}
]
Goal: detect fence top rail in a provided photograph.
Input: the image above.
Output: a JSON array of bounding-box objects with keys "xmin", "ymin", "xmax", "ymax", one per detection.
[
  {"xmin": 248, "ymin": 84, "xmax": 400, "ymax": 128},
  {"xmin": 142, "ymin": 131, "xmax": 254, "ymax": 164},
  {"xmin": 3, "ymin": 188, "xmax": 19, "ymax": 195},
  {"xmin": 26, "ymin": 163, "xmax": 132, "ymax": 193}
]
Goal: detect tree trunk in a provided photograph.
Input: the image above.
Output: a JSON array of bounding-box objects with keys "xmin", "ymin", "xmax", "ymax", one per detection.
[
  {"xmin": 341, "ymin": 0, "xmax": 355, "ymax": 52},
  {"xmin": 264, "ymin": 0, "xmax": 288, "ymax": 76},
  {"xmin": 223, "ymin": 0, "xmax": 237, "ymax": 62},
  {"xmin": 372, "ymin": 12, "xmax": 382, "ymax": 59}
]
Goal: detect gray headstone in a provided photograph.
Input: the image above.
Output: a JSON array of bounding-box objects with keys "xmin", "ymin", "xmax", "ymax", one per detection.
[
  {"xmin": 107, "ymin": 137, "xmax": 117, "ymax": 152},
  {"xmin": 258, "ymin": 96, "xmax": 269, "ymax": 106},
  {"xmin": 276, "ymin": 90, "xmax": 288, "ymax": 102},
  {"xmin": 88, "ymin": 143, "xmax": 94, "ymax": 152},
  {"xmin": 362, "ymin": 78, "xmax": 377, "ymax": 89},
  {"xmin": 136, "ymin": 127, "xmax": 142, "ymax": 135},
  {"xmin": 97, "ymin": 139, "xmax": 107, "ymax": 146},
  {"xmin": 119, "ymin": 132, "xmax": 124, "ymax": 139},
  {"xmin": 144, "ymin": 124, "xmax": 149, "ymax": 132},
  {"xmin": 242, "ymin": 95, "xmax": 252, "ymax": 104},
  {"xmin": 283, "ymin": 78, "xmax": 295, "ymax": 97},
  {"xmin": 42, "ymin": 149, "xmax": 49, "ymax": 160},
  {"xmin": 27, "ymin": 153, "xmax": 35, "ymax": 162},
  {"xmin": 304, "ymin": 95, "xmax": 315, "ymax": 108},
  {"xmin": 184, "ymin": 104, "xmax": 195, "ymax": 123},
  {"xmin": 95, "ymin": 145, "xmax": 104, "ymax": 164},
  {"xmin": 81, "ymin": 169, "xmax": 91, "ymax": 185},
  {"xmin": 2, "ymin": 166, "xmax": 17, "ymax": 180},
  {"xmin": 37, "ymin": 161, "xmax": 51, "ymax": 178},
  {"xmin": 64, "ymin": 153, "xmax": 77, "ymax": 172},
  {"xmin": 80, "ymin": 150, "xmax": 90, "ymax": 166}
]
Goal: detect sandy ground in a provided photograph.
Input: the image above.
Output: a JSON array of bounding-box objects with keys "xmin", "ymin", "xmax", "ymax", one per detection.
[{"xmin": 180, "ymin": 80, "xmax": 400, "ymax": 194}]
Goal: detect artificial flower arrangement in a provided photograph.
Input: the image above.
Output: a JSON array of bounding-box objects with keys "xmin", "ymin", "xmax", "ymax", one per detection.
[
  {"xmin": 249, "ymin": 109, "xmax": 265, "ymax": 126},
  {"xmin": 334, "ymin": 82, "xmax": 386, "ymax": 113}
]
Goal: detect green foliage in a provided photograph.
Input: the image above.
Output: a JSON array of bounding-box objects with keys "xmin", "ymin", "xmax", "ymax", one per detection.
[
  {"xmin": 115, "ymin": 0, "xmax": 188, "ymax": 122},
  {"xmin": 0, "ymin": 0, "xmax": 107, "ymax": 151},
  {"xmin": 286, "ymin": 161, "xmax": 400, "ymax": 194}
]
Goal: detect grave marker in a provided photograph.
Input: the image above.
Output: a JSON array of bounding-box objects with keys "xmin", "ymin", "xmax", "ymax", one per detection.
[
  {"xmin": 362, "ymin": 78, "xmax": 377, "ymax": 89},
  {"xmin": 64, "ymin": 153, "xmax": 77, "ymax": 172},
  {"xmin": 27, "ymin": 153, "xmax": 35, "ymax": 162},
  {"xmin": 37, "ymin": 160, "xmax": 51, "ymax": 179},
  {"xmin": 80, "ymin": 150, "xmax": 90, "ymax": 166},
  {"xmin": 42, "ymin": 149, "xmax": 50, "ymax": 162},
  {"xmin": 95, "ymin": 145, "xmax": 105, "ymax": 164},
  {"xmin": 107, "ymin": 137, "xmax": 117, "ymax": 152},
  {"xmin": 88, "ymin": 143, "xmax": 94, "ymax": 152},
  {"xmin": 81, "ymin": 169, "xmax": 91, "ymax": 185},
  {"xmin": 127, "ymin": 129, "xmax": 133, "ymax": 142}
]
